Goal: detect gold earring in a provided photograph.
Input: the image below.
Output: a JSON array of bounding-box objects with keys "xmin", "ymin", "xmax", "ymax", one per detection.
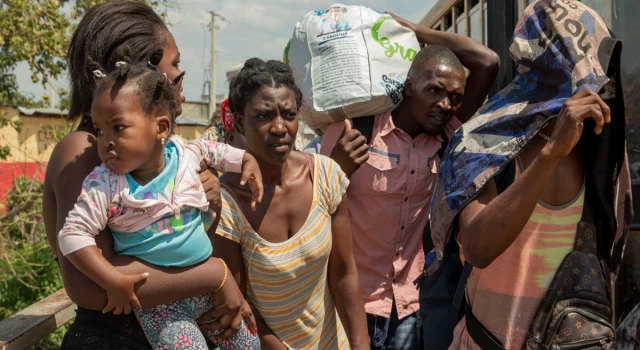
[{"xmin": 161, "ymin": 137, "xmax": 165, "ymax": 145}]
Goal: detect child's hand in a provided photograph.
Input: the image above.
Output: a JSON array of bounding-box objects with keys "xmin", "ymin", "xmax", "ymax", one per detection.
[
  {"xmin": 240, "ymin": 153, "xmax": 263, "ymax": 210},
  {"xmin": 102, "ymin": 272, "xmax": 149, "ymax": 315}
]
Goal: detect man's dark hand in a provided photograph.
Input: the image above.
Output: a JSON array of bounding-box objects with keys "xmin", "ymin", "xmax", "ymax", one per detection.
[{"xmin": 329, "ymin": 120, "xmax": 369, "ymax": 177}]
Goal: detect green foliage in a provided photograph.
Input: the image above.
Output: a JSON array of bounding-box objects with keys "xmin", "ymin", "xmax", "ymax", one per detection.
[
  {"xmin": 0, "ymin": 73, "xmax": 44, "ymax": 107},
  {"xmin": 0, "ymin": 177, "xmax": 65, "ymax": 349},
  {"xmin": 0, "ymin": 0, "xmax": 70, "ymax": 87},
  {"xmin": 0, "ymin": 0, "xmax": 176, "ymax": 107},
  {"xmin": 58, "ymin": 88, "xmax": 70, "ymax": 111}
]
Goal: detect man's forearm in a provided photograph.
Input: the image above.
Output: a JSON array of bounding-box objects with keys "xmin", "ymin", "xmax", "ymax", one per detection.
[
  {"xmin": 461, "ymin": 150, "xmax": 561, "ymax": 268},
  {"xmin": 412, "ymin": 25, "xmax": 497, "ymax": 71}
]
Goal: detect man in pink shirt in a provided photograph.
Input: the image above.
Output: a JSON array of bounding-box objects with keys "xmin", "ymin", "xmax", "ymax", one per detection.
[{"xmin": 321, "ymin": 14, "xmax": 499, "ymax": 349}]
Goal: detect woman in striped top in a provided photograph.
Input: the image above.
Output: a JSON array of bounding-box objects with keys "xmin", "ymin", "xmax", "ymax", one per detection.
[{"xmin": 210, "ymin": 58, "xmax": 369, "ymax": 349}]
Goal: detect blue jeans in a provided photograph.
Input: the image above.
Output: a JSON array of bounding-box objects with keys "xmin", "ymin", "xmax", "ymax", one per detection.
[{"xmin": 366, "ymin": 302, "xmax": 420, "ymax": 349}]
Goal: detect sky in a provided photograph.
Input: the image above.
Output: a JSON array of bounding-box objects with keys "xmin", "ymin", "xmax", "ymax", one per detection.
[{"xmin": 13, "ymin": 0, "xmax": 436, "ymax": 106}]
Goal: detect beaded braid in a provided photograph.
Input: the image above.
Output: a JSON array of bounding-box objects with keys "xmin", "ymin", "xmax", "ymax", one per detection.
[{"xmin": 89, "ymin": 46, "xmax": 178, "ymax": 132}]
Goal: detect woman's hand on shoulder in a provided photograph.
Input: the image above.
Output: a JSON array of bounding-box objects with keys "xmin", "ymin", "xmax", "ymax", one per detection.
[
  {"xmin": 198, "ymin": 160, "xmax": 222, "ymax": 216},
  {"xmin": 240, "ymin": 153, "xmax": 264, "ymax": 210}
]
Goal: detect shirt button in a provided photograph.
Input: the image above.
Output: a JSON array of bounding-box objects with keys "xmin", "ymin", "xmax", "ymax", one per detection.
[
  {"xmin": 401, "ymin": 225, "xmax": 405, "ymax": 230},
  {"xmin": 411, "ymin": 170, "xmax": 415, "ymax": 175},
  {"xmin": 404, "ymin": 197, "xmax": 408, "ymax": 202},
  {"xmin": 413, "ymin": 143, "xmax": 416, "ymax": 148}
]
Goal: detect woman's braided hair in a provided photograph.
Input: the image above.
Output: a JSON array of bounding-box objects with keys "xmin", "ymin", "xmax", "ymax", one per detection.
[
  {"xmin": 228, "ymin": 58, "xmax": 303, "ymax": 115},
  {"xmin": 89, "ymin": 46, "xmax": 178, "ymax": 132}
]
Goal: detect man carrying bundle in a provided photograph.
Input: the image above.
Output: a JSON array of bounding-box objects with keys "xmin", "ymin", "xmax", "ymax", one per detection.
[{"xmin": 321, "ymin": 14, "xmax": 499, "ymax": 349}]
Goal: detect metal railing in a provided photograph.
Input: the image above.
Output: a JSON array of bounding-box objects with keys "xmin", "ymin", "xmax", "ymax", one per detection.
[{"xmin": 0, "ymin": 289, "xmax": 76, "ymax": 350}]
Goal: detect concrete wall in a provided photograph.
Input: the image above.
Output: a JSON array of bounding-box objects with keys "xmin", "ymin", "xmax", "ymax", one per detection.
[
  {"xmin": 181, "ymin": 101, "xmax": 210, "ymax": 125},
  {"xmin": 0, "ymin": 107, "xmax": 72, "ymax": 163}
]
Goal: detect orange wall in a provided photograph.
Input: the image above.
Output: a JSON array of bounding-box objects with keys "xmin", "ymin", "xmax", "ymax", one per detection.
[{"xmin": 0, "ymin": 162, "xmax": 46, "ymax": 208}]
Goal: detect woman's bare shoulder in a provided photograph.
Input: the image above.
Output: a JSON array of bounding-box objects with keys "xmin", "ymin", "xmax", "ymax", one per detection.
[
  {"xmin": 45, "ymin": 130, "xmax": 102, "ymax": 199},
  {"xmin": 47, "ymin": 130, "xmax": 101, "ymax": 176}
]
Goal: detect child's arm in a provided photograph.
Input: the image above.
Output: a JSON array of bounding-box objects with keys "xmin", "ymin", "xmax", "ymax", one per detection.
[
  {"xmin": 190, "ymin": 140, "xmax": 264, "ymax": 209},
  {"xmin": 57, "ymin": 168, "xmax": 112, "ymax": 256},
  {"xmin": 189, "ymin": 139, "xmax": 244, "ymax": 173},
  {"xmin": 66, "ymin": 246, "xmax": 148, "ymax": 314},
  {"xmin": 58, "ymin": 169, "xmax": 148, "ymax": 314}
]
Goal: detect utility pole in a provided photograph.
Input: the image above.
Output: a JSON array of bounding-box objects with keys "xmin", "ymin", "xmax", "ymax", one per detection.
[
  {"xmin": 208, "ymin": 11, "xmax": 227, "ymax": 124},
  {"xmin": 209, "ymin": 11, "xmax": 216, "ymax": 123}
]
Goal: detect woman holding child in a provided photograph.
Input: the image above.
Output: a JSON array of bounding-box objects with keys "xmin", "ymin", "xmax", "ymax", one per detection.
[{"xmin": 43, "ymin": 1, "xmax": 256, "ymax": 348}]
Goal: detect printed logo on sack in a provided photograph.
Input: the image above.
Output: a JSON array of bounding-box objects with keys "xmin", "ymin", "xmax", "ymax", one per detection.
[
  {"xmin": 381, "ymin": 74, "xmax": 404, "ymax": 104},
  {"xmin": 317, "ymin": 6, "xmax": 352, "ymax": 38},
  {"xmin": 372, "ymin": 15, "xmax": 417, "ymax": 61}
]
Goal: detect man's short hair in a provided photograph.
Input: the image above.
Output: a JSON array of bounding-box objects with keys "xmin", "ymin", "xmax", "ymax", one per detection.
[{"xmin": 408, "ymin": 45, "xmax": 465, "ymax": 81}]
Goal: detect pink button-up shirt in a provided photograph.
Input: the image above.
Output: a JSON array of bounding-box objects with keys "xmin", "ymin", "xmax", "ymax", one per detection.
[{"xmin": 321, "ymin": 111, "xmax": 461, "ymax": 319}]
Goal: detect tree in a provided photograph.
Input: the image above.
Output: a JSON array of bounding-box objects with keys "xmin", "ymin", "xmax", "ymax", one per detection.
[
  {"xmin": 0, "ymin": 0, "xmax": 175, "ymax": 107},
  {"xmin": 0, "ymin": 0, "xmax": 174, "ymax": 161}
]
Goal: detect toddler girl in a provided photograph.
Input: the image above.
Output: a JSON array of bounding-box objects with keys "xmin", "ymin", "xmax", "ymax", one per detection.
[{"xmin": 58, "ymin": 48, "xmax": 261, "ymax": 350}]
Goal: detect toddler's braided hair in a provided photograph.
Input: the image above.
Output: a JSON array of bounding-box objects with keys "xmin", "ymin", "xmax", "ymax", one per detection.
[{"xmin": 89, "ymin": 46, "xmax": 178, "ymax": 132}]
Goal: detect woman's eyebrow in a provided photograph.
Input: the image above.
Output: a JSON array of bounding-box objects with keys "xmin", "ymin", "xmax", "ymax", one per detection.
[
  {"xmin": 253, "ymin": 108, "xmax": 271, "ymax": 114},
  {"xmin": 172, "ymin": 71, "xmax": 186, "ymax": 85}
]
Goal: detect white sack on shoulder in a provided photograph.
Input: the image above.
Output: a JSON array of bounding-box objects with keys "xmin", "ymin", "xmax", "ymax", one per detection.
[{"xmin": 285, "ymin": 4, "xmax": 420, "ymax": 135}]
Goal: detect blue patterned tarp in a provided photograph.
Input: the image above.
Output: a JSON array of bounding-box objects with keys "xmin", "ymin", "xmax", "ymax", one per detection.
[{"xmin": 427, "ymin": 0, "xmax": 631, "ymax": 275}]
